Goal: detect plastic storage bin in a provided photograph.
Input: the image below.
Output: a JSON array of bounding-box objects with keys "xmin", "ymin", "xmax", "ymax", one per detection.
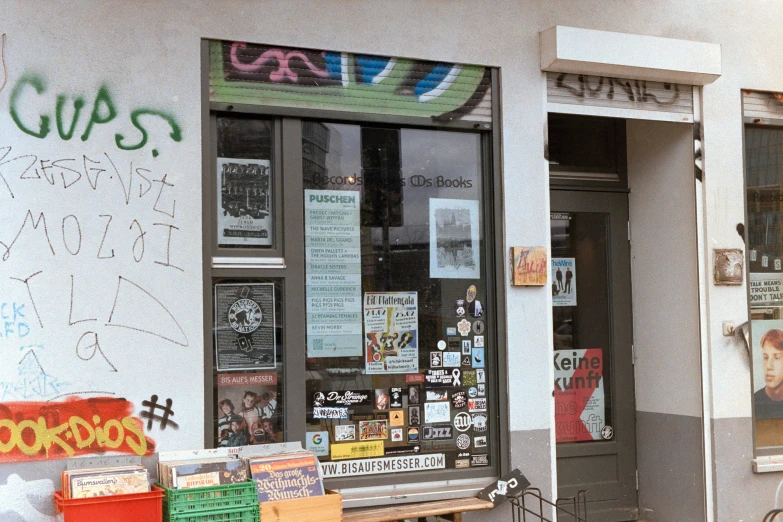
[
  {"xmin": 159, "ymin": 482, "xmax": 259, "ymax": 522},
  {"xmin": 54, "ymin": 484, "xmax": 165, "ymax": 522}
]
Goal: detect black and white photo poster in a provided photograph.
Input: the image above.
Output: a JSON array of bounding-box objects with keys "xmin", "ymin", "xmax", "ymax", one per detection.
[
  {"xmin": 429, "ymin": 199, "xmax": 480, "ymax": 279},
  {"xmin": 215, "ymin": 283, "xmax": 276, "ymax": 370},
  {"xmin": 217, "ymin": 157, "xmax": 273, "ymax": 246}
]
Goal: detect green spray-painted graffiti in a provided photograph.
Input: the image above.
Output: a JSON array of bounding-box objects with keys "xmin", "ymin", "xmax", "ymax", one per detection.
[
  {"xmin": 210, "ymin": 41, "xmax": 492, "ymax": 123},
  {"xmin": 9, "ymin": 75, "xmax": 181, "ymax": 157}
]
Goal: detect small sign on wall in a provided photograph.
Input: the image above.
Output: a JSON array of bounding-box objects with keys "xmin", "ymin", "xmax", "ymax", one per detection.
[
  {"xmin": 511, "ymin": 247, "xmax": 547, "ymax": 286},
  {"xmin": 714, "ymin": 249, "xmax": 743, "ymax": 285}
]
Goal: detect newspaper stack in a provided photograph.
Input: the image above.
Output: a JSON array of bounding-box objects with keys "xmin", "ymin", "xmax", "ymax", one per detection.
[{"xmin": 158, "ymin": 458, "xmax": 248, "ymax": 490}]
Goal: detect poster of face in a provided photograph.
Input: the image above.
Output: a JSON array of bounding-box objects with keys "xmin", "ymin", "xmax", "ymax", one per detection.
[
  {"xmin": 216, "ymin": 157, "xmax": 273, "ymax": 247},
  {"xmin": 216, "ymin": 372, "xmax": 280, "ymax": 447},
  {"xmin": 752, "ymin": 320, "xmax": 783, "ymax": 420},
  {"xmin": 429, "ymin": 199, "xmax": 480, "ymax": 279},
  {"xmin": 553, "ymin": 348, "xmax": 604, "ymax": 442},
  {"xmin": 215, "ymin": 283, "xmax": 276, "ymax": 370},
  {"xmin": 364, "ymin": 292, "xmax": 419, "ymax": 374}
]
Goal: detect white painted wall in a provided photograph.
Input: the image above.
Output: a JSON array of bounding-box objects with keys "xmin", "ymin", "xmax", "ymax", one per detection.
[{"xmin": 1, "ymin": 0, "xmax": 782, "ymax": 519}]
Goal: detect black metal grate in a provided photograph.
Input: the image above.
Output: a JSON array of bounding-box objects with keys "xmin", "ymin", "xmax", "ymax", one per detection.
[
  {"xmin": 510, "ymin": 488, "xmax": 588, "ymax": 522},
  {"xmin": 764, "ymin": 508, "xmax": 783, "ymax": 521}
]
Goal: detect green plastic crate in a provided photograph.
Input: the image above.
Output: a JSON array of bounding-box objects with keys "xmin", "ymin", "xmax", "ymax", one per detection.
[
  {"xmin": 158, "ymin": 482, "xmax": 258, "ymax": 515},
  {"xmin": 164, "ymin": 505, "xmax": 259, "ymax": 522}
]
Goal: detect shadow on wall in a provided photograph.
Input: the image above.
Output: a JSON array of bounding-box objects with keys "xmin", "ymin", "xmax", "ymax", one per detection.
[
  {"xmin": 0, "ymin": 474, "xmax": 56, "ymax": 522},
  {"xmin": 1, "ymin": 33, "xmax": 7, "ymax": 94}
]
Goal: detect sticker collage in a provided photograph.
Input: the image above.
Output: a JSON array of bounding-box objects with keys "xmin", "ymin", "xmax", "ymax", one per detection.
[{"xmin": 307, "ymin": 284, "xmax": 490, "ymax": 477}]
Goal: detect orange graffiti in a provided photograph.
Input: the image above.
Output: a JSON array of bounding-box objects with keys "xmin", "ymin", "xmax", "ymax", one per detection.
[{"xmin": 0, "ymin": 397, "xmax": 155, "ymax": 461}]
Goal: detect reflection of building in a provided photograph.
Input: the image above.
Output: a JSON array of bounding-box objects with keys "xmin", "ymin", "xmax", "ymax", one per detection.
[{"xmin": 302, "ymin": 122, "xmax": 331, "ymax": 188}]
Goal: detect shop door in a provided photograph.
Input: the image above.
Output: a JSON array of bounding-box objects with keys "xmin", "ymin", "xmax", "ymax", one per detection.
[{"xmin": 550, "ymin": 190, "xmax": 638, "ymax": 521}]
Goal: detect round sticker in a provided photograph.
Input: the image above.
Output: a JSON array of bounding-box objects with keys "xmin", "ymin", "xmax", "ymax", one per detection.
[
  {"xmin": 466, "ymin": 285, "xmax": 477, "ymax": 303},
  {"xmin": 453, "ymin": 412, "xmax": 473, "ymax": 432},
  {"xmin": 468, "ymin": 387, "xmax": 478, "ymax": 397},
  {"xmin": 228, "ymin": 299, "xmax": 262, "ymax": 333},
  {"xmin": 456, "ymin": 433, "xmax": 471, "ymax": 450},
  {"xmin": 458, "ymin": 319, "xmax": 471, "ymax": 336},
  {"xmin": 601, "ymin": 425, "xmax": 614, "ymax": 440},
  {"xmin": 472, "ymin": 321, "xmax": 485, "ymax": 335},
  {"xmin": 437, "ymin": 340, "xmax": 447, "ymax": 350}
]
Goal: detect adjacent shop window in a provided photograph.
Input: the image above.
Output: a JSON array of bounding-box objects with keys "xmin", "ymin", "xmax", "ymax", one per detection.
[
  {"xmin": 745, "ymin": 124, "xmax": 783, "ymax": 451},
  {"xmin": 302, "ymin": 122, "xmax": 494, "ymax": 478}
]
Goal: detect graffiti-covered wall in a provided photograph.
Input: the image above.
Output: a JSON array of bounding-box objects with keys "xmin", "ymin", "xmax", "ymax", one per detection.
[{"xmin": 0, "ymin": 8, "xmax": 205, "ymax": 519}]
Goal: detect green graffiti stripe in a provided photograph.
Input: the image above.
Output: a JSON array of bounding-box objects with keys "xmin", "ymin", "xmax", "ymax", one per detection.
[
  {"xmin": 56, "ymin": 95, "xmax": 85, "ymax": 140},
  {"xmin": 209, "ymin": 41, "xmax": 488, "ymax": 119}
]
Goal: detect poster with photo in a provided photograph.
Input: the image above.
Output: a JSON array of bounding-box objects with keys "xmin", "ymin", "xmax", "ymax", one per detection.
[
  {"xmin": 216, "ymin": 372, "xmax": 280, "ymax": 447},
  {"xmin": 429, "ymin": 199, "xmax": 480, "ymax": 279},
  {"xmin": 752, "ymin": 319, "xmax": 783, "ymax": 420},
  {"xmin": 364, "ymin": 292, "xmax": 419, "ymax": 374},
  {"xmin": 552, "ymin": 258, "xmax": 577, "ymax": 306},
  {"xmin": 216, "ymin": 158, "xmax": 273, "ymax": 247},
  {"xmin": 554, "ymin": 348, "xmax": 604, "ymax": 442},
  {"xmin": 215, "ymin": 283, "xmax": 276, "ymax": 371}
]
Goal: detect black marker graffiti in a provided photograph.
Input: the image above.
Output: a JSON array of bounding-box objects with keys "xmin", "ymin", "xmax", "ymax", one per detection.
[
  {"xmin": 153, "ymin": 222, "xmax": 182, "ymax": 272},
  {"xmin": 9, "ymin": 271, "xmax": 43, "ymax": 328},
  {"xmin": 555, "ymin": 73, "xmax": 680, "ymax": 105},
  {"xmin": 130, "ymin": 219, "xmax": 145, "ymax": 262},
  {"xmin": 140, "ymin": 394, "xmax": 178, "ymax": 430},
  {"xmin": 62, "ymin": 214, "xmax": 82, "ymax": 255},
  {"xmin": 1, "ymin": 210, "xmax": 55, "ymax": 261},
  {"xmin": 75, "ymin": 331, "xmax": 117, "ymax": 372},
  {"xmin": 97, "ymin": 214, "xmax": 115, "ymax": 259},
  {"xmin": 69, "ymin": 275, "xmax": 96, "ymax": 325},
  {"xmin": 106, "ymin": 276, "xmax": 189, "ymax": 346},
  {"xmin": 153, "ymin": 173, "xmax": 175, "ymax": 218}
]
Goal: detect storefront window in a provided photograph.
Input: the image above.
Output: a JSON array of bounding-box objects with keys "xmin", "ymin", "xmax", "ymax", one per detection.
[
  {"xmin": 302, "ymin": 122, "xmax": 494, "ymax": 478},
  {"xmin": 745, "ymin": 125, "xmax": 783, "ymax": 451}
]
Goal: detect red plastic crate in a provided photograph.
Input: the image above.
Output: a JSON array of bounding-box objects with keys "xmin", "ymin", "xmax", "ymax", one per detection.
[{"xmin": 54, "ymin": 484, "xmax": 164, "ymax": 522}]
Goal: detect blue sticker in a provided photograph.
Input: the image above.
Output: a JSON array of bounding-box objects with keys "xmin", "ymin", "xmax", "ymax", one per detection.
[{"xmin": 472, "ymin": 348, "xmax": 485, "ymax": 368}]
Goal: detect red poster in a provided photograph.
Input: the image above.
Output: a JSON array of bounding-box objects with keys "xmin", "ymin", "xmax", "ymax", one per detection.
[{"xmin": 554, "ymin": 348, "xmax": 605, "ymax": 443}]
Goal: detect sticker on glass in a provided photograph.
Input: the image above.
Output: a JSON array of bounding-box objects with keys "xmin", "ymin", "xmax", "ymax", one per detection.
[
  {"xmin": 335, "ymin": 424, "xmax": 356, "ymax": 441},
  {"xmin": 426, "ymin": 389, "xmax": 449, "ymax": 402},
  {"xmin": 463, "ymin": 370, "xmax": 477, "ymax": 386},
  {"xmin": 456, "ymin": 433, "xmax": 471, "ymax": 450},
  {"xmin": 472, "ymin": 321, "xmax": 485, "ymax": 335},
  {"xmin": 446, "ymin": 327, "xmax": 457, "ymax": 336},
  {"xmin": 476, "ymin": 369, "xmax": 486, "ymax": 383},
  {"xmin": 390, "ymin": 410, "xmax": 405, "ymax": 426},
  {"xmin": 306, "ymin": 431, "xmax": 330, "ymax": 457},
  {"xmin": 391, "ymin": 428, "xmax": 403, "ymax": 442},
  {"xmin": 430, "ymin": 198, "xmax": 480, "ymax": 279},
  {"xmin": 453, "ymin": 412, "xmax": 472, "ymax": 432},
  {"xmin": 430, "ymin": 352, "xmax": 443, "ymax": 368},
  {"xmin": 408, "ymin": 385, "xmax": 421, "ymax": 405},
  {"xmin": 477, "ymin": 383, "xmax": 486, "ymax": 396},
  {"xmin": 359, "ymin": 420, "xmax": 388, "ymax": 440},
  {"xmin": 364, "ymin": 291, "xmax": 419, "ymax": 374},
  {"xmin": 443, "ymin": 352, "xmax": 461, "ymax": 368},
  {"xmin": 462, "ymin": 340, "xmax": 472, "ymax": 354},
  {"xmin": 601, "ymin": 425, "xmax": 614, "ymax": 440},
  {"xmin": 408, "ymin": 427, "xmax": 420, "ymax": 443},
  {"xmin": 552, "ymin": 258, "xmax": 577, "ymax": 307},
  {"xmin": 390, "ymin": 387, "xmax": 403, "ymax": 408},
  {"xmin": 474, "ymin": 435, "xmax": 487, "ymax": 448},
  {"xmin": 408, "ymin": 406, "xmax": 421, "ymax": 426},
  {"xmin": 469, "ymin": 398, "xmax": 487, "ymax": 412},
  {"xmin": 474, "ymin": 336, "xmax": 484, "ymax": 348},
  {"xmin": 472, "ymin": 413, "xmax": 487, "ymax": 432},
  {"xmin": 472, "ymin": 348, "xmax": 485, "ymax": 368},
  {"xmin": 456, "ymin": 299, "xmax": 466, "ymax": 317},
  {"xmin": 313, "ymin": 407, "xmax": 349, "ymax": 419},
  {"xmin": 375, "ymin": 389, "xmax": 389, "ymax": 410},
  {"xmin": 424, "ymin": 402, "xmax": 451, "ymax": 424},
  {"xmin": 437, "ymin": 340, "xmax": 447, "ymax": 350},
  {"xmin": 452, "ymin": 390, "xmax": 467, "ymax": 409}
]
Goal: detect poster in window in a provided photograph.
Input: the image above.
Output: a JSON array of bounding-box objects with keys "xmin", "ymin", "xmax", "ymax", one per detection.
[
  {"xmin": 752, "ymin": 320, "xmax": 783, "ymax": 419},
  {"xmin": 554, "ymin": 348, "xmax": 605, "ymax": 442},
  {"xmin": 216, "ymin": 372, "xmax": 280, "ymax": 447},
  {"xmin": 552, "ymin": 258, "xmax": 577, "ymax": 306},
  {"xmin": 364, "ymin": 292, "xmax": 419, "ymax": 374},
  {"xmin": 304, "ymin": 189, "xmax": 363, "ymax": 358},
  {"xmin": 429, "ymin": 199, "xmax": 480, "ymax": 279},
  {"xmin": 217, "ymin": 158, "xmax": 273, "ymax": 247},
  {"xmin": 750, "ymin": 273, "xmax": 783, "ymax": 306},
  {"xmin": 215, "ymin": 283, "xmax": 276, "ymax": 371}
]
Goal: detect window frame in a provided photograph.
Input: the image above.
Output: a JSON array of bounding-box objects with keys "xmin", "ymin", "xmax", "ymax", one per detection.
[{"xmin": 201, "ymin": 40, "xmax": 509, "ymax": 498}]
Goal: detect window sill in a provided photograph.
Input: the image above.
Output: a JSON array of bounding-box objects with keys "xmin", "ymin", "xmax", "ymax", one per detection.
[{"xmin": 752, "ymin": 456, "xmax": 783, "ymax": 473}]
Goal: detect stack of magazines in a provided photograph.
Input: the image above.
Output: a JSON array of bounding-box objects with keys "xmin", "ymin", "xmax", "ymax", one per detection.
[
  {"xmin": 158, "ymin": 457, "xmax": 248, "ymax": 490},
  {"xmin": 245, "ymin": 450, "xmax": 324, "ymax": 502},
  {"xmin": 61, "ymin": 465, "xmax": 150, "ymax": 499}
]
